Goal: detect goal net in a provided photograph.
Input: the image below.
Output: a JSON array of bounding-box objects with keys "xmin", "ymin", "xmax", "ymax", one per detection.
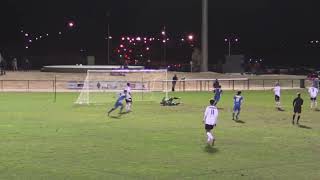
[{"xmin": 75, "ymin": 69, "xmax": 168, "ymax": 105}]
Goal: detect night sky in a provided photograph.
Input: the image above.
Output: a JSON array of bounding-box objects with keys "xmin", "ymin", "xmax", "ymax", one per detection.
[{"xmin": 1, "ymin": 0, "xmax": 320, "ymax": 67}]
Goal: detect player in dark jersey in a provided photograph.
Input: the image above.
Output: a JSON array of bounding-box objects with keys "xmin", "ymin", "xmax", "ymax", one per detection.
[{"xmin": 292, "ymin": 93, "xmax": 304, "ymax": 125}]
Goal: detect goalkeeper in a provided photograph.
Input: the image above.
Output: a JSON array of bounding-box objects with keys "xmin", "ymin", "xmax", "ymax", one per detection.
[{"xmin": 160, "ymin": 97, "xmax": 181, "ymax": 106}]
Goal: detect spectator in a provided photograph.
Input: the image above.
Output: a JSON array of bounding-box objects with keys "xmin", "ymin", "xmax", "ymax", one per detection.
[
  {"xmin": 12, "ymin": 58, "xmax": 18, "ymax": 71},
  {"xmin": 314, "ymin": 78, "xmax": 319, "ymax": 89},
  {"xmin": 172, "ymin": 74, "xmax": 178, "ymax": 92},
  {"xmin": 0, "ymin": 53, "xmax": 2, "ymax": 75},
  {"xmin": 213, "ymin": 79, "xmax": 220, "ymax": 89},
  {"xmin": 24, "ymin": 58, "xmax": 30, "ymax": 71},
  {"xmin": 0, "ymin": 58, "xmax": 6, "ymax": 75}
]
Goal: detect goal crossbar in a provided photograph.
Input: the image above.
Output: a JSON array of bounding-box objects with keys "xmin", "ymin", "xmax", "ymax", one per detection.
[{"xmin": 87, "ymin": 69, "xmax": 168, "ymax": 73}]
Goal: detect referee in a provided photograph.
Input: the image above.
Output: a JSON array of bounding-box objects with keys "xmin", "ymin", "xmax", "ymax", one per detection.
[{"xmin": 292, "ymin": 93, "xmax": 304, "ymax": 125}]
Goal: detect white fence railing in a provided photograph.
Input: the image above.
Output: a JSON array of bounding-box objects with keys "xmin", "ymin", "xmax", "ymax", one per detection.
[{"xmin": 0, "ymin": 79, "xmax": 308, "ymax": 92}]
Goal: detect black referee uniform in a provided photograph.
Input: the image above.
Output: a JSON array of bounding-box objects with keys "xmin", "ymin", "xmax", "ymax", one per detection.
[{"xmin": 292, "ymin": 94, "xmax": 304, "ymax": 125}]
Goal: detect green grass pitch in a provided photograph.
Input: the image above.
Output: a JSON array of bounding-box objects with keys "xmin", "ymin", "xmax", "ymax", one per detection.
[{"xmin": 0, "ymin": 91, "xmax": 319, "ymax": 179}]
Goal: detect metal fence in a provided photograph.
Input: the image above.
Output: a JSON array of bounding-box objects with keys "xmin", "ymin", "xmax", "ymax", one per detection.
[{"xmin": 0, "ymin": 79, "xmax": 306, "ymax": 92}]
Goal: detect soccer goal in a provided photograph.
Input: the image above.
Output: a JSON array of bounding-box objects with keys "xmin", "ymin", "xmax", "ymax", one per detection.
[{"xmin": 75, "ymin": 69, "xmax": 168, "ymax": 105}]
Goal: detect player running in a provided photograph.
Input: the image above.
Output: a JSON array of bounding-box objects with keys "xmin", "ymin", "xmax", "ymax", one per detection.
[
  {"xmin": 125, "ymin": 91, "xmax": 132, "ymax": 112},
  {"xmin": 203, "ymin": 99, "xmax": 219, "ymax": 146},
  {"xmin": 292, "ymin": 93, "xmax": 304, "ymax": 125},
  {"xmin": 308, "ymin": 85, "xmax": 318, "ymax": 109},
  {"xmin": 273, "ymin": 82, "xmax": 282, "ymax": 110},
  {"xmin": 125, "ymin": 82, "xmax": 133, "ymax": 112},
  {"xmin": 107, "ymin": 90, "xmax": 127, "ymax": 116},
  {"xmin": 232, "ymin": 91, "xmax": 244, "ymax": 121},
  {"xmin": 213, "ymin": 85, "xmax": 223, "ymax": 106}
]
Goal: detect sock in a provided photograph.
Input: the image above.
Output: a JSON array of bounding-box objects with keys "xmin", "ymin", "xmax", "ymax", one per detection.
[
  {"xmin": 293, "ymin": 115, "xmax": 295, "ymax": 121},
  {"xmin": 297, "ymin": 116, "xmax": 300, "ymax": 122},
  {"xmin": 315, "ymin": 102, "xmax": 318, "ymax": 108},
  {"xmin": 211, "ymin": 133, "xmax": 215, "ymax": 141},
  {"xmin": 232, "ymin": 113, "xmax": 235, "ymax": 119},
  {"xmin": 108, "ymin": 108, "xmax": 115, "ymax": 114},
  {"xmin": 236, "ymin": 112, "xmax": 240, "ymax": 119},
  {"xmin": 207, "ymin": 132, "xmax": 213, "ymax": 140},
  {"xmin": 311, "ymin": 102, "xmax": 314, "ymax": 109},
  {"xmin": 206, "ymin": 132, "xmax": 211, "ymax": 142}
]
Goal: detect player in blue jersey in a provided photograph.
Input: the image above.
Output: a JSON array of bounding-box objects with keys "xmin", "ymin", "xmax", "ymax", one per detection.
[
  {"xmin": 213, "ymin": 85, "xmax": 223, "ymax": 106},
  {"xmin": 232, "ymin": 91, "xmax": 244, "ymax": 121},
  {"xmin": 107, "ymin": 90, "xmax": 127, "ymax": 116}
]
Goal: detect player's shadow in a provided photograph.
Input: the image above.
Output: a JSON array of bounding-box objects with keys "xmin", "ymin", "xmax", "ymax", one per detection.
[
  {"xmin": 235, "ymin": 120, "xmax": 246, "ymax": 124},
  {"xmin": 204, "ymin": 145, "xmax": 219, "ymax": 154},
  {"xmin": 109, "ymin": 115, "xmax": 121, "ymax": 119},
  {"xmin": 298, "ymin": 124, "xmax": 312, "ymax": 129},
  {"xmin": 119, "ymin": 111, "xmax": 131, "ymax": 115},
  {"xmin": 277, "ymin": 108, "xmax": 285, "ymax": 112},
  {"xmin": 315, "ymin": 108, "xmax": 320, "ymax": 112}
]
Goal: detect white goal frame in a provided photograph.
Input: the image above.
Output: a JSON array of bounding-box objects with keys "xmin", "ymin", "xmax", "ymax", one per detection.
[{"xmin": 75, "ymin": 69, "xmax": 168, "ymax": 105}]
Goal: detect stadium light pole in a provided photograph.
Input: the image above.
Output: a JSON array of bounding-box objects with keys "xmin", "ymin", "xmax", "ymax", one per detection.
[
  {"xmin": 106, "ymin": 12, "xmax": 111, "ymax": 65},
  {"xmin": 107, "ymin": 24, "xmax": 110, "ymax": 64},
  {"xmin": 161, "ymin": 26, "xmax": 167, "ymax": 66},
  {"xmin": 224, "ymin": 38, "xmax": 239, "ymax": 56},
  {"xmin": 201, "ymin": 0, "xmax": 208, "ymax": 72}
]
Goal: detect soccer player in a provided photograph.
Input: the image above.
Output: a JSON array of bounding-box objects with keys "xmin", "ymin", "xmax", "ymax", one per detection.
[
  {"xmin": 308, "ymin": 85, "xmax": 318, "ymax": 109},
  {"xmin": 125, "ymin": 82, "xmax": 132, "ymax": 111},
  {"xmin": 213, "ymin": 85, "xmax": 223, "ymax": 106},
  {"xmin": 107, "ymin": 90, "xmax": 127, "ymax": 116},
  {"xmin": 273, "ymin": 82, "xmax": 282, "ymax": 110},
  {"xmin": 125, "ymin": 83, "xmax": 132, "ymax": 95},
  {"xmin": 203, "ymin": 99, "xmax": 219, "ymax": 146},
  {"xmin": 125, "ymin": 91, "xmax": 132, "ymax": 112},
  {"xmin": 232, "ymin": 91, "xmax": 244, "ymax": 121},
  {"xmin": 292, "ymin": 93, "xmax": 304, "ymax": 125}
]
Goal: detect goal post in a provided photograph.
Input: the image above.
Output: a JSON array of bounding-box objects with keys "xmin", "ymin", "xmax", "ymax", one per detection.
[{"xmin": 75, "ymin": 69, "xmax": 168, "ymax": 105}]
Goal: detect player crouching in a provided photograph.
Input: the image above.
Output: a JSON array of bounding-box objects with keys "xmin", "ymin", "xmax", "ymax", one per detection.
[
  {"xmin": 203, "ymin": 99, "xmax": 219, "ymax": 146},
  {"xmin": 160, "ymin": 97, "xmax": 181, "ymax": 106}
]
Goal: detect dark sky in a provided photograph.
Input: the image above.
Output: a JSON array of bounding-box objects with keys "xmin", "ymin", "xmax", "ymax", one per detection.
[{"xmin": 1, "ymin": 0, "xmax": 320, "ymax": 66}]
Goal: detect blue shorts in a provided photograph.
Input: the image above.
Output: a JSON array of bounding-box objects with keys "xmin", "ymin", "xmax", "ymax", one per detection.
[
  {"xmin": 114, "ymin": 102, "xmax": 123, "ymax": 109},
  {"xmin": 233, "ymin": 105, "xmax": 241, "ymax": 112},
  {"xmin": 214, "ymin": 96, "xmax": 221, "ymax": 102}
]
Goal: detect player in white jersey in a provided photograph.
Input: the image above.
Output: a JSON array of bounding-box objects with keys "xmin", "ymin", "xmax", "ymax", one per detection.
[
  {"xmin": 125, "ymin": 83, "xmax": 132, "ymax": 112},
  {"xmin": 203, "ymin": 99, "xmax": 219, "ymax": 146},
  {"xmin": 125, "ymin": 83, "xmax": 132, "ymax": 94},
  {"xmin": 273, "ymin": 82, "xmax": 282, "ymax": 110},
  {"xmin": 125, "ymin": 92, "xmax": 132, "ymax": 112},
  {"xmin": 308, "ymin": 86, "xmax": 319, "ymax": 109}
]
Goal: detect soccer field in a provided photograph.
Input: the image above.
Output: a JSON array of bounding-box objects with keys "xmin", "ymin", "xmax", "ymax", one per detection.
[{"xmin": 0, "ymin": 91, "xmax": 319, "ymax": 180}]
